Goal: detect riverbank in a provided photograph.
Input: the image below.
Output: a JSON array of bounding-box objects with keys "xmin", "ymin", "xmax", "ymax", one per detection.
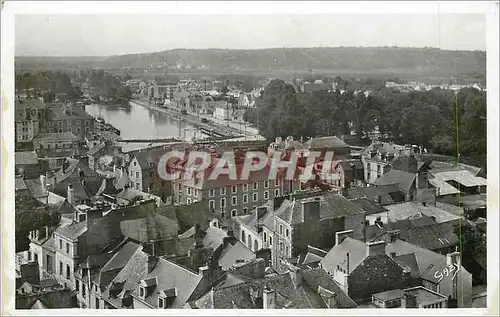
[{"xmin": 129, "ymin": 98, "xmax": 260, "ymax": 138}]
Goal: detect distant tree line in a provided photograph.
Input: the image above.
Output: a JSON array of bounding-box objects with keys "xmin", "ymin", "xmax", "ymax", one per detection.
[
  {"xmin": 15, "ymin": 71, "xmax": 82, "ymax": 101},
  {"xmin": 245, "ymin": 79, "xmax": 486, "ymax": 169}
]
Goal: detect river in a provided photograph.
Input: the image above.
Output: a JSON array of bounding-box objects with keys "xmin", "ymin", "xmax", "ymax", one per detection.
[{"xmin": 85, "ymin": 102, "xmax": 200, "ymax": 152}]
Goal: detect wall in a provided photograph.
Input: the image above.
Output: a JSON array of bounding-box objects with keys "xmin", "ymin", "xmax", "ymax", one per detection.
[
  {"xmin": 437, "ymin": 266, "xmax": 473, "ymax": 308},
  {"xmin": 348, "ymin": 255, "xmax": 409, "ymax": 303},
  {"xmin": 292, "ymin": 217, "xmax": 345, "ymax": 260},
  {"xmin": 128, "ymin": 157, "xmax": 143, "ymax": 191}
]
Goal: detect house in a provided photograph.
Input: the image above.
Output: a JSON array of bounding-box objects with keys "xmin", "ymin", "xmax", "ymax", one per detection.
[
  {"xmin": 190, "ymin": 263, "xmax": 356, "ymax": 309},
  {"xmin": 303, "ymin": 136, "xmax": 351, "ymax": 157},
  {"xmin": 349, "ymin": 197, "xmax": 391, "ymax": 226},
  {"xmin": 320, "ymin": 230, "xmax": 412, "ymax": 303},
  {"xmin": 343, "ymin": 186, "xmax": 395, "ymax": 206},
  {"xmin": 333, "ymin": 159, "xmax": 364, "ymax": 188},
  {"xmin": 15, "ymin": 151, "xmax": 40, "ymax": 179},
  {"xmin": 371, "ymin": 286, "xmax": 448, "ymax": 308},
  {"xmin": 116, "ymin": 187, "xmax": 166, "ymax": 207},
  {"xmin": 361, "ymin": 141, "xmax": 407, "ymax": 184},
  {"xmin": 430, "ymin": 170, "xmax": 487, "ymax": 195},
  {"xmin": 33, "ymin": 132, "xmax": 82, "ymax": 158},
  {"xmin": 213, "ymin": 103, "xmax": 231, "ymax": 121},
  {"xmin": 384, "ymin": 201, "xmax": 462, "ymax": 224},
  {"xmin": 254, "ymin": 193, "xmax": 366, "ymax": 272},
  {"xmin": 386, "ymin": 238, "xmax": 473, "ymax": 307},
  {"xmin": 173, "ymin": 151, "xmax": 300, "ymax": 218},
  {"xmin": 127, "ymin": 147, "xmax": 167, "ymax": 193},
  {"xmin": 86, "ymin": 143, "xmax": 106, "ymax": 170},
  {"xmin": 46, "ymin": 103, "xmax": 95, "ymax": 139},
  {"xmin": 15, "ymin": 97, "xmax": 47, "ymax": 144}
]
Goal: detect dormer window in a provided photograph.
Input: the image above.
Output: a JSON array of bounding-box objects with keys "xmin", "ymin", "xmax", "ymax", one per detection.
[
  {"xmin": 139, "ymin": 286, "xmax": 145, "ymax": 298},
  {"xmin": 158, "ymin": 288, "xmax": 177, "ymax": 309},
  {"xmin": 158, "ymin": 297, "xmax": 164, "ymax": 308}
]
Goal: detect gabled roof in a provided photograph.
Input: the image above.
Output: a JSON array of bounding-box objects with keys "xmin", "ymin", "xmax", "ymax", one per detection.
[
  {"xmin": 120, "ymin": 212, "xmax": 179, "ymax": 243},
  {"xmin": 305, "ymin": 136, "xmax": 349, "ymax": 150},
  {"xmin": 374, "ymin": 169, "xmax": 416, "ymax": 192},
  {"xmin": 320, "ymin": 237, "xmax": 368, "ymax": 274},
  {"xmin": 202, "ymin": 226, "xmax": 227, "ymax": 250},
  {"xmin": 87, "ymin": 143, "xmax": 106, "ymax": 156},
  {"xmin": 55, "ymin": 221, "xmax": 87, "ymax": 241},
  {"xmin": 98, "ymin": 240, "xmax": 142, "ymax": 287},
  {"xmin": 33, "ymin": 132, "xmax": 78, "ymax": 143},
  {"xmin": 345, "ymin": 186, "xmax": 395, "ymax": 205},
  {"xmin": 275, "ymin": 193, "xmax": 364, "ymax": 225},
  {"xmin": 349, "ymin": 198, "xmax": 388, "ymax": 215},
  {"xmin": 132, "ymin": 257, "xmax": 202, "ymax": 309},
  {"xmin": 217, "ymin": 240, "xmax": 256, "ymax": 271},
  {"xmin": 385, "ymin": 202, "xmax": 462, "ymax": 223},
  {"xmin": 15, "ymin": 151, "xmax": 39, "ymax": 165},
  {"xmin": 429, "ymin": 177, "xmax": 461, "ymax": 196},
  {"xmin": 432, "ymin": 170, "xmax": 487, "ymax": 188},
  {"xmin": 15, "ymin": 178, "xmax": 28, "ymax": 191}
]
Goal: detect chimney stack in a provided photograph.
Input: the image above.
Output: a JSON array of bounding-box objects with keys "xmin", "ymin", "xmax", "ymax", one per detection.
[
  {"xmin": 147, "ymin": 255, "xmax": 158, "ymax": 273},
  {"xmin": 335, "ymin": 230, "xmax": 354, "ymax": 246},
  {"xmin": 67, "ymin": 183, "xmax": 75, "ymax": 205},
  {"xmin": 40, "ymin": 174, "xmax": 46, "ymax": 192},
  {"xmin": 301, "ymin": 197, "xmax": 321, "ymax": 223},
  {"xmin": 388, "ymin": 230, "xmax": 400, "ymax": 243},
  {"xmin": 366, "ymin": 241, "xmax": 387, "ymax": 256},
  {"xmin": 446, "ymin": 251, "xmax": 460, "ymax": 267},
  {"xmin": 263, "ymin": 287, "xmax": 276, "ymax": 309}
]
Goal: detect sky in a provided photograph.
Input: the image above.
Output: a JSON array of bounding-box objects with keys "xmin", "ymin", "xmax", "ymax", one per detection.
[{"xmin": 15, "ymin": 14, "xmax": 486, "ymax": 56}]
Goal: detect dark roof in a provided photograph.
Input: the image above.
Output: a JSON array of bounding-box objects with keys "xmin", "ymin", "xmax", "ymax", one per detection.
[
  {"xmin": 349, "ymin": 198, "xmax": 388, "ymax": 215},
  {"xmin": 55, "ymin": 220, "xmax": 87, "ymax": 241},
  {"xmin": 320, "ymin": 237, "xmax": 368, "ymax": 274},
  {"xmin": 301, "ymin": 268, "xmax": 357, "ymax": 308},
  {"xmin": 373, "ymin": 221, "xmax": 460, "ymax": 251},
  {"xmin": 305, "ymin": 136, "xmax": 349, "ymax": 150},
  {"xmin": 33, "ymin": 132, "xmax": 78, "ymax": 143},
  {"xmin": 392, "ymin": 155, "xmax": 420, "ymax": 173},
  {"xmin": 120, "ymin": 213, "xmax": 179, "ymax": 243},
  {"xmin": 15, "ymin": 151, "xmax": 39, "ymax": 165},
  {"xmin": 374, "ymin": 169, "xmax": 416, "ymax": 192},
  {"xmin": 130, "ymin": 147, "xmax": 166, "ymax": 169},
  {"xmin": 345, "ymin": 186, "xmax": 395, "ymax": 205},
  {"xmin": 98, "ymin": 240, "xmax": 142, "ymax": 287},
  {"xmin": 366, "ymin": 214, "xmax": 437, "ymax": 241},
  {"xmin": 372, "ymin": 289, "xmax": 404, "ymax": 301},
  {"xmin": 276, "ymin": 193, "xmax": 364, "ymax": 225},
  {"xmin": 87, "ymin": 143, "xmax": 106, "ymax": 156},
  {"xmin": 24, "ymin": 178, "xmax": 48, "ymax": 199},
  {"xmin": 46, "ymin": 104, "xmax": 93, "ymax": 121},
  {"xmin": 131, "ymin": 257, "xmax": 202, "ymax": 309},
  {"xmin": 393, "ymin": 253, "xmax": 420, "ymax": 278}
]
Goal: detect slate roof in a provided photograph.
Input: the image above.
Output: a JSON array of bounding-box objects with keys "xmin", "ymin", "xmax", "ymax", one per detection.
[
  {"xmin": 429, "ymin": 177, "xmax": 461, "ymax": 196},
  {"xmin": 366, "ymin": 214, "xmax": 437, "ymax": 241},
  {"xmin": 300, "ymin": 268, "xmax": 357, "ymax": 308},
  {"xmin": 15, "ymin": 151, "xmax": 39, "ymax": 165},
  {"xmin": 432, "ymin": 170, "xmax": 487, "ymax": 188},
  {"xmin": 385, "ymin": 202, "xmax": 462, "ymax": 223},
  {"xmin": 276, "ymin": 193, "xmax": 364, "ymax": 225},
  {"xmin": 24, "ymin": 178, "xmax": 48, "ymax": 199},
  {"xmin": 345, "ymin": 186, "xmax": 395, "ymax": 205},
  {"xmin": 349, "ymin": 197, "xmax": 389, "ymax": 215},
  {"xmin": 305, "ymin": 136, "xmax": 349, "ymax": 150},
  {"xmin": 98, "ymin": 240, "xmax": 142, "ymax": 288},
  {"xmin": 372, "ymin": 289, "xmax": 404, "ymax": 301},
  {"xmin": 385, "ymin": 239, "xmax": 469, "ymax": 284},
  {"xmin": 374, "ymin": 169, "xmax": 416, "ymax": 192},
  {"xmin": 218, "ymin": 240, "xmax": 256, "ymax": 271},
  {"xmin": 131, "ymin": 257, "xmax": 203, "ymax": 309},
  {"xmin": 120, "ymin": 213, "xmax": 179, "ymax": 243},
  {"xmin": 320, "ymin": 237, "xmax": 368, "ymax": 274},
  {"xmin": 33, "ymin": 132, "xmax": 78, "ymax": 143},
  {"xmin": 371, "ymin": 221, "xmax": 460, "ymax": 251},
  {"xmin": 15, "ymin": 178, "xmax": 28, "ymax": 191},
  {"xmin": 87, "ymin": 143, "xmax": 106, "ymax": 156},
  {"xmin": 130, "ymin": 147, "xmax": 167, "ymax": 169},
  {"xmin": 202, "ymin": 226, "xmax": 227, "ymax": 250},
  {"xmin": 55, "ymin": 221, "xmax": 87, "ymax": 241}
]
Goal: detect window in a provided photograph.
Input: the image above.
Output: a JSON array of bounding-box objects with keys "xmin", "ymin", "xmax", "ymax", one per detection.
[
  {"xmin": 95, "ymin": 298, "xmax": 100, "ymax": 309},
  {"xmin": 243, "ymin": 183, "xmax": 248, "ymax": 192},
  {"xmin": 280, "ymin": 242, "xmax": 283, "ymax": 251},
  {"xmin": 136, "ymin": 183, "xmax": 140, "ymax": 190},
  {"xmin": 46, "ymin": 255, "xmax": 52, "ymax": 273},
  {"xmin": 269, "ymin": 236, "xmax": 272, "ymax": 245},
  {"xmin": 286, "ymin": 229, "xmax": 289, "ymax": 237},
  {"xmin": 82, "ymin": 283, "xmax": 86, "ymax": 298},
  {"xmin": 264, "ymin": 190, "xmax": 269, "ymax": 199},
  {"xmin": 232, "ymin": 185, "xmax": 237, "ymax": 194},
  {"xmin": 59, "ymin": 261, "xmax": 63, "ymax": 275},
  {"xmin": 85, "ymin": 120, "xmax": 90, "ymax": 126},
  {"xmin": 139, "ymin": 286, "xmax": 145, "ymax": 298},
  {"xmin": 34, "ymin": 253, "xmax": 38, "ymax": 264},
  {"xmin": 220, "ymin": 187, "xmax": 226, "ymax": 195},
  {"xmin": 275, "ymin": 189, "xmax": 280, "ymax": 197},
  {"xmin": 133, "ymin": 161, "xmax": 137, "ymax": 166},
  {"xmin": 243, "ymin": 207, "xmax": 248, "ymax": 214},
  {"xmin": 264, "ymin": 180, "xmax": 269, "ymax": 188},
  {"xmin": 286, "ymin": 246, "xmax": 289, "ymax": 255},
  {"xmin": 242, "ymin": 194, "xmax": 248, "ymax": 204},
  {"xmin": 275, "ymin": 179, "xmax": 280, "ymax": 187},
  {"xmin": 159, "ymin": 297, "xmax": 164, "ymax": 308},
  {"xmin": 247, "ymin": 234, "xmax": 252, "ymax": 248},
  {"xmin": 187, "ymin": 187, "xmax": 192, "ymax": 195},
  {"xmin": 264, "ymin": 232, "xmax": 267, "ymax": 241},
  {"xmin": 253, "ymin": 193, "xmax": 258, "ymax": 202},
  {"xmin": 254, "ymin": 240, "xmax": 259, "ymax": 251},
  {"xmin": 66, "ymin": 264, "xmax": 71, "ymax": 279},
  {"xmin": 232, "ymin": 196, "xmax": 237, "ymax": 206},
  {"xmin": 253, "ymin": 182, "xmax": 258, "ymax": 190},
  {"xmin": 209, "ymin": 189, "xmax": 215, "ymax": 197},
  {"xmin": 280, "ymin": 225, "xmax": 283, "ymax": 234},
  {"xmin": 59, "ymin": 239, "xmax": 63, "ymax": 249},
  {"xmin": 28, "ymin": 251, "xmax": 31, "ymax": 261},
  {"xmin": 66, "ymin": 243, "xmax": 70, "ymax": 254},
  {"xmin": 136, "ymin": 172, "xmax": 140, "ymax": 179},
  {"xmin": 231, "ymin": 210, "xmax": 237, "ymax": 217},
  {"xmin": 209, "ymin": 200, "xmax": 215, "ymax": 210},
  {"xmin": 242, "ymin": 230, "xmax": 246, "ymax": 243},
  {"xmin": 187, "ymin": 198, "xmax": 192, "ymax": 204},
  {"xmin": 221, "ymin": 198, "xmax": 226, "ymax": 208},
  {"xmin": 75, "ymin": 280, "xmax": 79, "ymax": 294}
]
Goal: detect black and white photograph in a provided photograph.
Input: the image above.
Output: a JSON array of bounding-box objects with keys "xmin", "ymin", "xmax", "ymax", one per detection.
[{"xmin": 1, "ymin": 1, "xmax": 498, "ymax": 314}]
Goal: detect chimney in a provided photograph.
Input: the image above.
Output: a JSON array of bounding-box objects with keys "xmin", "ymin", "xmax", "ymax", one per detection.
[
  {"xmin": 40, "ymin": 174, "xmax": 46, "ymax": 192},
  {"xmin": 366, "ymin": 241, "xmax": 387, "ymax": 256},
  {"xmin": 147, "ymin": 255, "xmax": 158, "ymax": 273},
  {"xmin": 301, "ymin": 198, "xmax": 321, "ymax": 223},
  {"xmin": 401, "ymin": 292, "xmax": 417, "ymax": 308},
  {"xmin": 263, "ymin": 288, "xmax": 276, "ymax": 309},
  {"xmin": 86, "ymin": 208, "xmax": 103, "ymax": 225},
  {"xmin": 377, "ymin": 195, "xmax": 382, "ymax": 204},
  {"xmin": 446, "ymin": 251, "xmax": 460, "ymax": 267},
  {"xmin": 67, "ymin": 183, "xmax": 75, "ymax": 205},
  {"xmin": 335, "ymin": 230, "xmax": 354, "ymax": 245},
  {"xmin": 388, "ymin": 230, "xmax": 400, "ymax": 243}
]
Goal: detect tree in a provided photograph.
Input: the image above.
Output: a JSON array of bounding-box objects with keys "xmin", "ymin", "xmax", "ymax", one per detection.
[{"xmin": 454, "ymin": 222, "xmax": 486, "ymax": 283}]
